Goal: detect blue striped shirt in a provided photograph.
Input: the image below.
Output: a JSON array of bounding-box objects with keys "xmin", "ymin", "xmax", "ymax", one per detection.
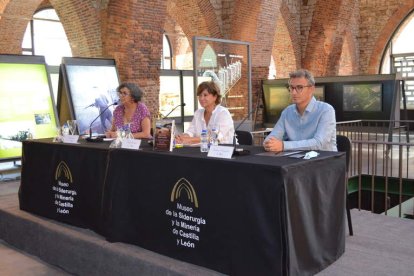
[{"xmin": 266, "ymin": 97, "xmax": 337, "ymax": 151}]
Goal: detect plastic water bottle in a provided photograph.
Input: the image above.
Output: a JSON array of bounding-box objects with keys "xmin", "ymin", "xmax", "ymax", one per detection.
[
  {"xmin": 210, "ymin": 127, "xmax": 219, "ymax": 146},
  {"xmin": 200, "ymin": 129, "xmax": 209, "ymax": 152}
]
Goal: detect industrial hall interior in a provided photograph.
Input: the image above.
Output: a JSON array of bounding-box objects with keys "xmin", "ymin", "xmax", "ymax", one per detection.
[{"xmin": 1, "ymin": 0, "xmax": 414, "ymax": 275}]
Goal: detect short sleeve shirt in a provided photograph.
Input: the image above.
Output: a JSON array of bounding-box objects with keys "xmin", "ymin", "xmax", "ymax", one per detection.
[{"xmin": 112, "ymin": 102, "xmax": 150, "ymax": 133}]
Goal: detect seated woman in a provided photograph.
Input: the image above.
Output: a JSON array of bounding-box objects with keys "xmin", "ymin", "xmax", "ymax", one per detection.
[
  {"xmin": 105, "ymin": 83, "xmax": 151, "ymax": 139},
  {"xmin": 176, "ymin": 81, "xmax": 234, "ymax": 145}
]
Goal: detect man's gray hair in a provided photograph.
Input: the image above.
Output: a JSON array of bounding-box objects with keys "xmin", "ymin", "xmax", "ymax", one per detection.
[{"xmin": 289, "ymin": 69, "xmax": 315, "ymax": 86}]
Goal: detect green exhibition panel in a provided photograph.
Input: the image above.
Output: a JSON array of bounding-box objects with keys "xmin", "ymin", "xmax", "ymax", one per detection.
[{"xmin": 0, "ymin": 54, "xmax": 58, "ymax": 160}]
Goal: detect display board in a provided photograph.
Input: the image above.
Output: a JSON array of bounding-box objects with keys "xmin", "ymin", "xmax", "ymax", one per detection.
[
  {"xmin": 57, "ymin": 57, "xmax": 120, "ymax": 135},
  {"xmin": 343, "ymin": 83, "xmax": 382, "ymax": 112},
  {"xmin": 0, "ymin": 54, "xmax": 58, "ymax": 160},
  {"xmin": 262, "ymin": 84, "xmax": 324, "ymax": 124},
  {"xmin": 193, "ymin": 37, "xmax": 252, "ymax": 123},
  {"xmin": 262, "ymin": 74, "xmax": 400, "ymax": 124}
]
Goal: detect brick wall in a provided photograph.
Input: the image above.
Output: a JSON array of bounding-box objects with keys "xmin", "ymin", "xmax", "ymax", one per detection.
[
  {"xmin": 302, "ymin": 0, "xmax": 359, "ymax": 76},
  {"xmin": 0, "ymin": 0, "xmax": 41, "ymax": 54},
  {"xmin": 359, "ymin": 0, "xmax": 414, "ymax": 74},
  {"xmin": 103, "ymin": 0, "xmax": 168, "ymax": 114},
  {"xmin": 273, "ymin": 2, "xmax": 301, "ymax": 77},
  {"xmin": 2, "ymin": 0, "xmax": 414, "ymax": 122},
  {"xmin": 51, "ymin": 0, "xmax": 102, "ymax": 57}
]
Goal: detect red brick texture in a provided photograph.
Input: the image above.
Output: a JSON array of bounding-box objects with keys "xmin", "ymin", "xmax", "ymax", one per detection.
[{"xmin": 2, "ymin": 0, "xmax": 414, "ymax": 120}]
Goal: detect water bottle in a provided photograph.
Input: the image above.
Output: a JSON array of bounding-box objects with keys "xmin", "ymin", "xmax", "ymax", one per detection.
[
  {"xmin": 200, "ymin": 129, "xmax": 209, "ymax": 152},
  {"xmin": 210, "ymin": 127, "xmax": 219, "ymax": 146}
]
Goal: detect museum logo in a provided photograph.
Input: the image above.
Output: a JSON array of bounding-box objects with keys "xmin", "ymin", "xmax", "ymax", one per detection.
[
  {"xmin": 166, "ymin": 178, "xmax": 206, "ymax": 249},
  {"xmin": 53, "ymin": 161, "xmax": 77, "ymax": 215},
  {"xmin": 170, "ymin": 177, "xmax": 198, "ymax": 207}
]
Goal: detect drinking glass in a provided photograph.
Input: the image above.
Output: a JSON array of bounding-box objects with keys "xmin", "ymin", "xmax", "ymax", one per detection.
[
  {"xmin": 53, "ymin": 127, "xmax": 62, "ymax": 142},
  {"xmin": 123, "ymin": 123, "xmax": 134, "ymax": 139},
  {"xmin": 61, "ymin": 124, "xmax": 70, "ymax": 136},
  {"xmin": 117, "ymin": 127, "xmax": 125, "ymax": 139},
  {"xmin": 67, "ymin": 120, "xmax": 78, "ymax": 135}
]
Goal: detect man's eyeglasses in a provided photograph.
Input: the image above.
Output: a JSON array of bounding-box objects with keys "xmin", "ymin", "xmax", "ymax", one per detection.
[
  {"xmin": 286, "ymin": 85, "xmax": 313, "ymax": 93},
  {"xmin": 118, "ymin": 91, "xmax": 130, "ymax": 97}
]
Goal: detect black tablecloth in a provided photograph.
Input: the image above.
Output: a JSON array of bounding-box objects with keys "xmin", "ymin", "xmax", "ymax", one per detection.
[
  {"xmin": 103, "ymin": 145, "xmax": 346, "ymax": 275},
  {"xmin": 19, "ymin": 139, "xmax": 346, "ymax": 275},
  {"xmin": 19, "ymin": 139, "xmax": 109, "ymax": 233}
]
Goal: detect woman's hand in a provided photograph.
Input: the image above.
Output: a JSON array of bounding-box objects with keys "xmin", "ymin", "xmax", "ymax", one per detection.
[
  {"xmin": 105, "ymin": 131, "xmax": 117, "ymax": 138},
  {"xmin": 175, "ymin": 134, "xmax": 200, "ymax": 145},
  {"xmin": 175, "ymin": 134, "xmax": 188, "ymax": 144}
]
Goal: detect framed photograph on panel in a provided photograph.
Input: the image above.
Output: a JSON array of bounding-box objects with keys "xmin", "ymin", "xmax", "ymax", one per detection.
[
  {"xmin": 262, "ymin": 84, "xmax": 291, "ymax": 124},
  {"xmin": 193, "ymin": 37, "xmax": 252, "ymax": 124},
  {"xmin": 58, "ymin": 57, "xmax": 120, "ymax": 135},
  {"xmin": 343, "ymin": 83, "xmax": 382, "ymax": 112},
  {"xmin": 314, "ymin": 86, "xmax": 325, "ymax": 101}
]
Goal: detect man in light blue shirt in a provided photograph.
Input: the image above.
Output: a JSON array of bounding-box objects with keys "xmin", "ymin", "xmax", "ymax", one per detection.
[{"xmin": 263, "ymin": 69, "xmax": 337, "ymax": 152}]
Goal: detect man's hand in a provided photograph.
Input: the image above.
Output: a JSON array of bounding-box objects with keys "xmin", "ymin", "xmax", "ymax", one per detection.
[{"xmin": 263, "ymin": 137, "xmax": 284, "ymax": 152}]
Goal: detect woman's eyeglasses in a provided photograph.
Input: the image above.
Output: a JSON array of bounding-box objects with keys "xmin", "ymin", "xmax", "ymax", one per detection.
[{"xmin": 118, "ymin": 91, "xmax": 130, "ymax": 97}]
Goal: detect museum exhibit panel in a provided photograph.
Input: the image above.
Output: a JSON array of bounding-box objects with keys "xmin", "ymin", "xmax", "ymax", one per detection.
[
  {"xmin": 0, "ymin": 54, "xmax": 58, "ymax": 160},
  {"xmin": 57, "ymin": 57, "xmax": 120, "ymax": 135},
  {"xmin": 262, "ymin": 74, "xmax": 402, "ymax": 126}
]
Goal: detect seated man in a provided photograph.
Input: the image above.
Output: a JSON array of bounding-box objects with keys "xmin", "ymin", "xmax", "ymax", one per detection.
[{"xmin": 263, "ymin": 69, "xmax": 337, "ymax": 152}]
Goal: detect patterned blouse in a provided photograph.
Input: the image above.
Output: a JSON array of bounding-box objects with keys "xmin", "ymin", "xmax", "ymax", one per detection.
[{"xmin": 112, "ymin": 102, "xmax": 150, "ymax": 133}]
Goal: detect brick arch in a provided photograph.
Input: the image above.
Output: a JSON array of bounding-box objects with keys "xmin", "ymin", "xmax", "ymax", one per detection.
[
  {"xmin": 103, "ymin": 0, "xmax": 168, "ymax": 114},
  {"xmin": 166, "ymin": 0, "xmax": 221, "ymax": 69},
  {"xmin": 272, "ymin": 2, "xmax": 301, "ymax": 78},
  {"xmin": 338, "ymin": 31, "xmax": 358, "ymax": 75},
  {"xmin": 367, "ymin": 5, "xmax": 414, "ymax": 74},
  {"xmin": 163, "ymin": 17, "xmax": 192, "ymax": 69},
  {"xmin": 303, "ymin": 0, "xmax": 357, "ymax": 76},
  {"xmin": 228, "ymin": 0, "xmax": 262, "ymax": 42},
  {"xmin": 50, "ymin": 0, "xmax": 102, "ymax": 57},
  {"xmin": 248, "ymin": 0, "xmax": 281, "ymax": 67},
  {"xmin": 0, "ymin": 0, "xmax": 43, "ymax": 54},
  {"xmin": 167, "ymin": 0, "xmax": 221, "ymax": 44},
  {"xmin": 226, "ymin": 0, "xmax": 280, "ymax": 120}
]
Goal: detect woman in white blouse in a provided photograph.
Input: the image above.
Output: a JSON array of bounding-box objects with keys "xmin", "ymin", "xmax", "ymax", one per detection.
[{"xmin": 176, "ymin": 81, "xmax": 235, "ymax": 145}]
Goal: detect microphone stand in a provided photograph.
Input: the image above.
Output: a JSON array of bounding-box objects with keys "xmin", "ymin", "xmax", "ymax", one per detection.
[
  {"xmin": 86, "ymin": 102, "xmax": 117, "ymax": 142},
  {"xmin": 162, "ymin": 103, "xmax": 186, "ymax": 119}
]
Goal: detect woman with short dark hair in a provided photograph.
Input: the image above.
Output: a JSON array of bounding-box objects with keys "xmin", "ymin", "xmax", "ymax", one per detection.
[
  {"xmin": 105, "ymin": 82, "xmax": 151, "ymax": 139},
  {"xmin": 176, "ymin": 81, "xmax": 234, "ymax": 145}
]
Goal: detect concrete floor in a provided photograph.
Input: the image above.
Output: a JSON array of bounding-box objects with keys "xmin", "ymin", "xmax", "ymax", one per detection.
[
  {"xmin": 0, "ymin": 174, "xmax": 70, "ymax": 276},
  {"xmin": 0, "ymin": 240, "xmax": 70, "ymax": 276}
]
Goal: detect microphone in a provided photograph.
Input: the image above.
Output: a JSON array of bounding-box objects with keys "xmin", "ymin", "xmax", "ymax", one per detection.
[
  {"xmin": 162, "ymin": 103, "xmax": 186, "ymax": 119},
  {"xmin": 86, "ymin": 101, "xmax": 118, "ymax": 142},
  {"xmin": 233, "ymin": 104, "xmax": 264, "ymax": 155}
]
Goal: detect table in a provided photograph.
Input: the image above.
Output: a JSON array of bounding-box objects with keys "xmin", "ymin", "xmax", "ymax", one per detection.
[
  {"xmin": 19, "ymin": 139, "xmax": 346, "ymax": 275},
  {"xmin": 19, "ymin": 139, "xmax": 109, "ymax": 234}
]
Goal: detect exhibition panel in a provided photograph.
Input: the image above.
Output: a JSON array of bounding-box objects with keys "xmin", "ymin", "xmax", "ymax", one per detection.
[
  {"xmin": 57, "ymin": 57, "xmax": 120, "ymax": 135},
  {"xmin": 0, "ymin": 54, "xmax": 58, "ymax": 160},
  {"xmin": 263, "ymin": 74, "xmax": 401, "ymax": 125},
  {"xmin": 193, "ymin": 37, "xmax": 252, "ymax": 125}
]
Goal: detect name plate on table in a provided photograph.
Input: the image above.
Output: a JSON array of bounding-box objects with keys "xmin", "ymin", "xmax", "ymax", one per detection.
[
  {"xmin": 121, "ymin": 138, "xmax": 141, "ymax": 150},
  {"xmin": 62, "ymin": 135, "xmax": 79, "ymax": 144},
  {"xmin": 207, "ymin": 145, "xmax": 234, "ymax": 159}
]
